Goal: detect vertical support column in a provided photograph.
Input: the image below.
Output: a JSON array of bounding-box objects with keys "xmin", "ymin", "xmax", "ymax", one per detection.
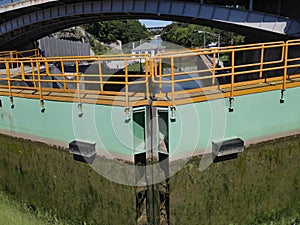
[
  {"xmin": 157, "ymin": 109, "xmax": 170, "ymax": 225},
  {"xmin": 134, "ymin": 106, "xmax": 170, "ymax": 225},
  {"xmin": 146, "ymin": 104, "xmax": 160, "ymax": 225},
  {"xmin": 249, "ymin": 0, "xmax": 253, "ymax": 11},
  {"xmin": 134, "ymin": 107, "xmax": 148, "ymax": 224}
]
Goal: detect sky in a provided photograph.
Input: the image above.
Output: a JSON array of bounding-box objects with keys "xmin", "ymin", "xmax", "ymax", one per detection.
[{"xmin": 140, "ymin": 19, "xmax": 173, "ymax": 28}]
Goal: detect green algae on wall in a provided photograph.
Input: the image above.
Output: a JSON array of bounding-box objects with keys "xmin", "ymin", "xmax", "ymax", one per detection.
[
  {"xmin": 0, "ymin": 133, "xmax": 135, "ymax": 225},
  {"xmin": 170, "ymin": 135, "xmax": 300, "ymax": 225},
  {"xmin": 0, "ymin": 133, "xmax": 300, "ymax": 224}
]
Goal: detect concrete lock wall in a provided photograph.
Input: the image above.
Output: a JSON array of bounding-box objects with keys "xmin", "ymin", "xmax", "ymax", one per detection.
[
  {"xmin": 0, "ymin": 97, "xmax": 136, "ymax": 160},
  {"xmin": 1, "ymin": 86, "xmax": 300, "ymax": 161}
]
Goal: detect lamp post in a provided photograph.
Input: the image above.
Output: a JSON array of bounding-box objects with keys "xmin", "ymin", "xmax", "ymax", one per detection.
[{"xmin": 195, "ymin": 30, "xmax": 221, "ymax": 65}]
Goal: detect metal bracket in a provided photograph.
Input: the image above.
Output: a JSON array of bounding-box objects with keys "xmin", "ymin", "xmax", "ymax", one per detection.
[
  {"xmin": 40, "ymin": 100, "xmax": 45, "ymax": 113},
  {"xmin": 10, "ymin": 96, "xmax": 14, "ymax": 109},
  {"xmin": 229, "ymin": 97, "xmax": 234, "ymax": 112},
  {"xmin": 280, "ymin": 89, "xmax": 285, "ymax": 104},
  {"xmin": 78, "ymin": 103, "xmax": 83, "ymax": 117},
  {"xmin": 125, "ymin": 107, "xmax": 131, "ymax": 122},
  {"xmin": 170, "ymin": 106, "xmax": 176, "ymax": 121}
]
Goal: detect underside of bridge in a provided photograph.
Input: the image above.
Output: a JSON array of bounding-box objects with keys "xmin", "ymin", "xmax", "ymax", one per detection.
[{"xmin": 0, "ymin": 0, "xmax": 299, "ymax": 50}]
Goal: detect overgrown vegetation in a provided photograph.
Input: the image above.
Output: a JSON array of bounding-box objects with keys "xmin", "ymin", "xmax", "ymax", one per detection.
[
  {"xmin": 0, "ymin": 133, "xmax": 299, "ymax": 224},
  {"xmin": 170, "ymin": 135, "xmax": 300, "ymax": 225},
  {"xmin": 0, "ymin": 134, "xmax": 135, "ymax": 225},
  {"xmin": 0, "ymin": 191, "xmax": 67, "ymax": 225}
]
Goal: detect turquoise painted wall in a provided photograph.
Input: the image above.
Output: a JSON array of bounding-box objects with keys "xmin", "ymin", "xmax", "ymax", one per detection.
[
  {"xmin": 170, "ymin": 87, "xmax": 300, "ymax": 158},
  {"xmin": 0, "ymin": 97, "xmax": 136, "ymax": 158},
  {"xmin": 1, "ymin": 87, "xmax": 300, "ymax": 160}
]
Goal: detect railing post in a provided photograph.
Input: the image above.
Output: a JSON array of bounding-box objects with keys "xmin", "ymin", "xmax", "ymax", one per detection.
[
  {"xmin": 259, "ymin": 44, "xmax": 265, "ymax": 79},
  {"xmin": 281, "ymin": 41, "xmax": 288, "ymax": 103},
  {"xmin": 171, "ymin": 57, "xmax": 175, "ymax": 107},
  {"xmin": 170, "ymin": 57, "xmax": 176, "ymax": 120},
  {"xmin": 37, "ymin": 60, "xmax": 45, "ymax": 112},
  {"xmin": 145, "ymin": 56, "xmax": 149, "ymax": 99},
  {"xmin": 230, "ymin": 51, "xmax": 235, "ymax": 98},
  {"xmin": 283, "ymin": 42, "xmax": 288, "ymax": 91},
  {"xmin": 30, "ymin": 59, "xmax": 37, "ymax": 89},
  {"xmin": 75, "ymin": 60, "xmax": 83, "ymax": 117},
  {"xmin": 45, "ymin": 59, "xmax": 50, "ymax": 76},
  {"xmin": 21, "ymin": 62, "xmax": 25, "ymax": 81},
  {"xmin": 212, "ymin": 51, "xmax": 216, "ymax": 85},
  {"xmin": 5, "ymin": 61, "xmax": 14, "ymax": 108},
  {"xmin": 98, "ymin": 57, "xmax": 103, "ymax": 92},
  {"xmin": 159, "ymin": 58, "xmax": 162, "ymax": 94},
  {"xmin": 9, "ymin": 51, "xmax": 14, "ymax": 69},
  {"xmin": 229, "ymin": 50, "xmax": 235, "ymax": 112},
  {"xmin": 125, "ymin": 59, "xmax": 130, "ymax": 120},
  {"xmin": 60, "ymin": 59, "xmax": 66, "ymax": 91}
]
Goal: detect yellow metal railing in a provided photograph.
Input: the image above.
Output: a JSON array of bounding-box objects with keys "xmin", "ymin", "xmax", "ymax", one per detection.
[
  {"xmin": 0, "ymin": 54, "xmax": 149, "ymax": 108},
  {"xmin": 0, "ymin": 49, "xmax": 41, "ymax": 59},
  {"xmin": 0, "ymin": 40, "xmax": 299, "ymax": 108},
  {"xmin": 151, "ymin": 40, "xmax": 300, "ymax": 107}
]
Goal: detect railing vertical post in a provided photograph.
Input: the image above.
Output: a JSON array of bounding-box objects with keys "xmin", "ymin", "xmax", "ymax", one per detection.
[
  {"xmin": 37, "ymin": 60, "xmax": 42, "ymax": 96},
  {"xmin": 61, "ymin": 59, "xmax": 66, "ymax": 91},
  {"xmin": 145, "ymin": 56, "xmax": 149, "ymax": 99},
  {"xmin": 21, "ymin": 62, "xmax": 25, "ymax": 81},
  {"xmin": 31, "ymin": 59, "xmax": 37, "ymax": 89},
  {"xmin": 283, "ymin": 42, "xmax": 288, "ymax": 91},
  {"xmin": 171, "ymin": 57, "xmax": 175, "ymax": 107},
  {"xmin": 9, "ymin": 51, "xmax": 14, "ymax": 69},
  {"xmin": 45, "ymin": 59, "xmax": 50, "ymax": 76},
  {"xmin": 75, "ymin": 60, "xmax": 81, "ymax": 105},
  {"xmin": 98, "ymin": 57, "xmax": 103, "ymax": 92},
  {"xmin": 212, "ymin": 51, "xmax": 216, "ymax": 85},
  {"xmin": 159, "ymin": 58, "xmax": 162, "ymax": 94},
  {"xmin": 125, "ymin": 59, "xmax": 129, "ymax": 116},
  {"xmin": 230, "ymin": 50, "xmax": 235, "ymax": 99},
  {"xmin": 5, "ymin": 61, "xmax": 13, "ymax": 104},
  {"xmin": 75, "ymin": 60, "xmax": 83, "ymax": 116},
  {"xmin": 36, "ymin": 60, "xmax": 44, "ymax": 111},
  {"xmin": 150, "ymin": 58, "xmax": 153, "ymax": 98},
  {"xmin": 259, "ymin": 44, "xmax": 265, "ymax": 79}
]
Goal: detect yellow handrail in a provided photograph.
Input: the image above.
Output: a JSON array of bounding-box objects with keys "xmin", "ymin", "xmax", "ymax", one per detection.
[{"xmin": 0, "ymin": 40, "xmax": 299, "ymax": 107}]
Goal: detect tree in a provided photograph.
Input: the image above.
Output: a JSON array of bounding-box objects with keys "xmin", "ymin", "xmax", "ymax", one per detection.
[
  {"xmin": 83, "ymin": 20, "xmax": 150, "ymax": 45},
  {"xmin": 161, "ymin": 22, "xmax": 244, "ymax": 48}
]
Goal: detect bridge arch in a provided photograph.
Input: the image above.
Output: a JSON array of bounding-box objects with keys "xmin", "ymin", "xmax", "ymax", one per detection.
[{"xmin": 0, "ymin": 0, "xmax": 300, "ymax": 49}]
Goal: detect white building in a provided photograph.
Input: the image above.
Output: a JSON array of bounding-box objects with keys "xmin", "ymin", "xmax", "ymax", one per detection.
[{"xmin": 131, "ymin": 42, "xmax": 165, "ymax": 56}]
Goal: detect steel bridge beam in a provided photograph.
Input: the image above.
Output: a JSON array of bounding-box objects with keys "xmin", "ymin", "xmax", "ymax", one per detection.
[{"xmin": 0, "ymin": 0, "xmax": 299, "ymax": 49}]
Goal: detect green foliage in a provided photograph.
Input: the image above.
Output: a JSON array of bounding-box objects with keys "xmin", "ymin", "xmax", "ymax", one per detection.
[
  {"xmin": 0, "ymin": 190, "xmax": 67, "ymax": 225},
  {"xmin": 83, "ymin": 20, "xmax": 150, "ymax": 45},
  {"xmin": 87, "ymin": 36, "xmax": 109, "ymax": 55},
  {"xmin": 161, "ymin": 22, "xmax": 244, "ymax": 48},
  {"xmin": 0, "ymin": 134, "xmax": 135, "ymax": 225}
]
